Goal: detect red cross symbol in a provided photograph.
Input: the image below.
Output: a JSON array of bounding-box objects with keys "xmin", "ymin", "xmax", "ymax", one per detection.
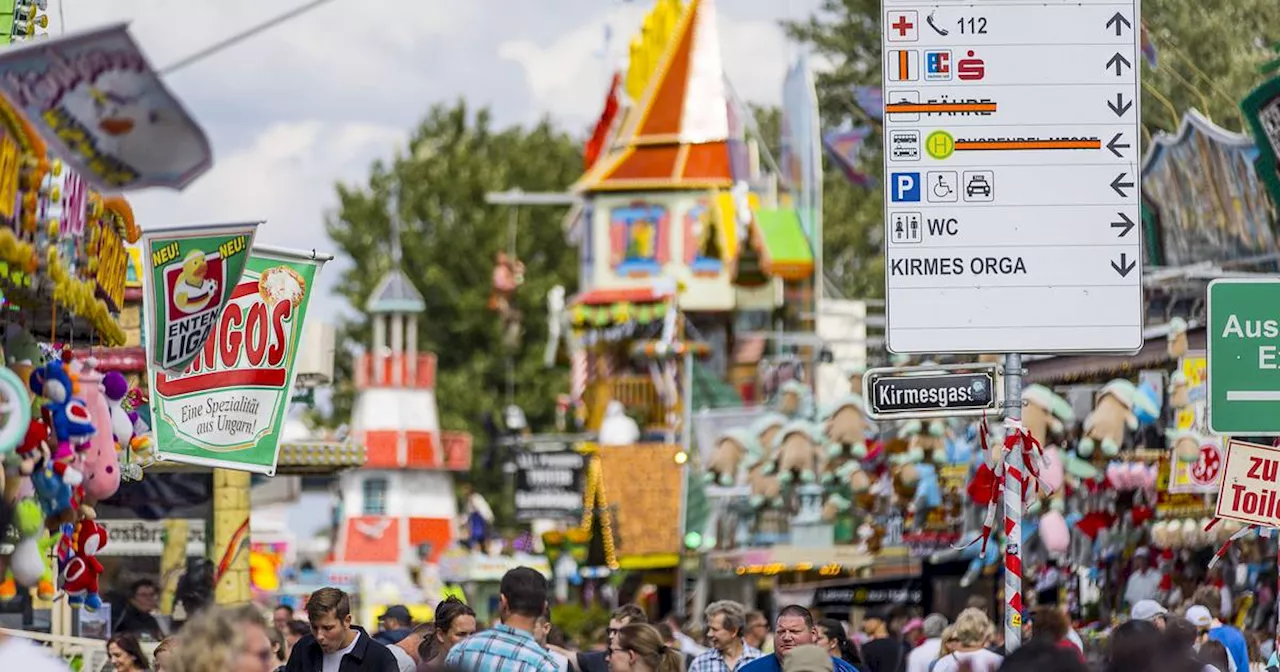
[{"xmin": 892, "ymin": 15, "xmax": 914, "ymax": 37}]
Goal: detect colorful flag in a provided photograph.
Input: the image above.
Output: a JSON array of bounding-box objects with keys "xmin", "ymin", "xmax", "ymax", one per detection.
[
  {"xmin": 823, "ymin": 128, "xmax": 876, "ymax": 188},
  {"xmin": 148, "ymin": 246, "xmax": 329, "ymax": 475},
  {"xmin": 0, "ymin": 23, "xmax": 212, "ymax": 191},
  {"xmin": 1141, "ymin": 23, "xmax": 1158, "ymax": 68},
  {"xmin": 139, "ymin": 223, "xmax": 259, "ymax": 374},
  {"xmin": 853, "ymin": 86, "xmax": 884, "ymax": 121}
]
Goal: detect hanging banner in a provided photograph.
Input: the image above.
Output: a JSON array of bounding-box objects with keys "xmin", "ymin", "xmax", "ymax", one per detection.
[
  {"xmin": 140, "ymin": 223, "xmax": 259, "ymax": 374},
  {"xmin": 148, "ymin": 246, "xmax": 329, "ymax": 475},
  {"xmin": 0, "ymin": 23, "xmax": 212, "ymax": 191}
]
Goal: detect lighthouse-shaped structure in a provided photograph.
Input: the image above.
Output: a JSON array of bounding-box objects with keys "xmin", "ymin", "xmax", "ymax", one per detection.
[{"xmin": 330, "ymin": 230, "xmax": 472, "ymax": 568}]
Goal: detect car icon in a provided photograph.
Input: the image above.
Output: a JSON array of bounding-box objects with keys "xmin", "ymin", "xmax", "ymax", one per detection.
[{"xmin": 966, "ymin": 174, "xmax": 992, "ymax": 198}]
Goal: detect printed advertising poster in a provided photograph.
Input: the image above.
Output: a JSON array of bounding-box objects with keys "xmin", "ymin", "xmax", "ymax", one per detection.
[
  {"xmin": 1215, "ymin": 438, "xmax": 1280, "ymax": 527},
  {"xmin": 1167, "ymin": 434, "xmax": 1223, "ymax": 494},
  {"xmin": 0, "ymin": 23, "xmax": 212, "ymax": 191},
  {"xmin": 139, "ymin": 223, "xmax": 259, "ymax": 374},
  {"xmin": 148, "ymin": 246, "xmax": 329, "ymax": 475}
]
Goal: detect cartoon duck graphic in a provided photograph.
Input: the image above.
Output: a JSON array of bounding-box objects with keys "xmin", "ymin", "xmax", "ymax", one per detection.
[
  {"xmin": 89, "ymin": 87, "xmax": 159, "ymax": 137},
  {"xmin": 172, "ymin": 250, "xmax": 217, "ymax": 314}
]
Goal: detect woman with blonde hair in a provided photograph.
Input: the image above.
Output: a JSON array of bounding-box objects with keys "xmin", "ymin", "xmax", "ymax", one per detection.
[
  {"xmin": 169, "ymin": 605, "xmax": 275, "ymax": 672},
  {"xmin": 609, "ymin": 623, "xmax": 685, "ymax": 672},
  {"xmin": 931, "ymin": 609, "xmax": 1002, "ymax": 672}
]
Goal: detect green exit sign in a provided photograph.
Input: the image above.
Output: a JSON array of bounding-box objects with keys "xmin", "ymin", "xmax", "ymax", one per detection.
[{"xmin": 1208, "ymin": 279, "xmax": 1280, "ymax": 434}]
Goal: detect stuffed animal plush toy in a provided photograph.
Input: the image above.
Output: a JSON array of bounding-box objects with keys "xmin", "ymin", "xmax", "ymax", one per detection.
[
  {"xmin": 103, "ymin": 371, "xmax": 135, "ymax": 449},
  {"xmin": 28, "ymin": 360, "xmax": 96, "ymax": 467},
  {"xmin": 822, "ymin": 395, "xmax": 871, "ymax": 460},
  {"xmin": 764, "ymin": 422, "xmax": 823, "ymax": 484},
  {"xmin": 746, "ymin": 458, "xmax": 782, "ymax": 509},
  {"xmin": 751, "ymin": 413, "xmax": 787, "ymax": 461},
  {"xmin": 1078, "ymin": 379, "xmax": 1140, "ymax": 457},
  {"xmin": 64, "ymin": 519, "xmax": 108, "ymax": 610},
  {"xmin": 1022, "ymin": 385, "xmax": 1074, "ymax": 448},
  {"xmin": 74, "ymin": 360, "xmax": 119, "ymax": 502},
  {"xmin": 1167, "ymin": 317, "xmax": 1189, "ymax": 359},
  {"xmin": 1168, "ymin": 372, "xmax": 1190, "ymax": 411},
  {"xmin": 0, "ymin": 498, "xmax": 48, "ymax": 599},
  {"xmin": 16, "ymin": 420, "xmax": 76, "ymax": 517},
  {"xmin": 703, "ymin": 429, "xmax": 756, "ymax": 486},
  {"xmin": 774, "ymin": 380, "xmax": 811, "ymax": 419}
]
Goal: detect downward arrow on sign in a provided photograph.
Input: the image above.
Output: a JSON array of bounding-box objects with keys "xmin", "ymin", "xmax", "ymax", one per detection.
[{"xmin": 1111, "ymin": 253, "xmax": 1136, "ymax": 277}]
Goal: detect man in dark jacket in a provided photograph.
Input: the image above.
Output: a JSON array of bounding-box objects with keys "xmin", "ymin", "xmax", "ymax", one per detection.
[
  {"xmin": 285, "ymin": 587, "xmax": 398, "ymax": 672},
  {"xmin": 373, "ymin": 605, "xmax": 413, "ymax": 645}
]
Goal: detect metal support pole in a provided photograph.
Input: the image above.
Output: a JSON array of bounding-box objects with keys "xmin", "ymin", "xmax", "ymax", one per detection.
[
  {"xmin": 674, "ymin": 347, "xmax": 694, "ymax": 611},
  {"xmin": 1003, "ymin": 353, "xmax": 1024, "ymax": 653}
]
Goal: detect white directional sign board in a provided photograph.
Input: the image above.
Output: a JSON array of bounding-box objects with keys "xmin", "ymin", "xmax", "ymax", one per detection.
[{"xmin": 881, "ymin": 0, "xmax": 1143, "ymax": 354}]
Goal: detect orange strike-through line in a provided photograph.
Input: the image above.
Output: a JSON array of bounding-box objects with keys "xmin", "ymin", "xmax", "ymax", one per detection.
[
  {"xmin": 886, "ymin": 102, "xmax": 999, "ymax": 114},
  {"xmin": 956, "ymin": 139, "xmax": 1102, "ymax": 150}
]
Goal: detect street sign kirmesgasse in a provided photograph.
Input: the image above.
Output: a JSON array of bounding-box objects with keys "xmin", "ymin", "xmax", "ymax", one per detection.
[
  {"xmin": 139, "ymin": 223, "xmax": 260, "ymax": 374},
  {"xmin": 881, "ymin": 1, "xmax": 1143, "ymax": 354},
  {"xmin": 1214, "ymin": 438, "xmax": 1280, "ymax": 528},
  {"xmin": 1207, "ymin": 279, "xmax": 1280, "ymax": 434},
  {"xmin": 148, "ymin": 246, "xmax": 328, "ymax": 475},
  {"xmin": 863, "ymin": 363, "xmax": 999, "ymax": 420}
]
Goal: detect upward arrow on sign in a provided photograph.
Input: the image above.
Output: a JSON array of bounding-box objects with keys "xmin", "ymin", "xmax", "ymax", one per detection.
[
  {"xmin": 1107, "ymin": 52, "xmax": 1132, "ymax": 76},
  {"xmin": 1106, "ymin": 12, "xmax": 1132, "ymax": 36}
]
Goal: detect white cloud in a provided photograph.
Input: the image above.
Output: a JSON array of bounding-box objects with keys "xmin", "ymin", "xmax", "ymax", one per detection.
[{"xmin": 42, "ymin": 0, "xmax": 820, "ymax": 325}]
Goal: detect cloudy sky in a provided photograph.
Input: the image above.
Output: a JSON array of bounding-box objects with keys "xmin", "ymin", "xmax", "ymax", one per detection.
[{"xmin": 61, "ymin": 0, "xmax": 825, "ymax": 325}]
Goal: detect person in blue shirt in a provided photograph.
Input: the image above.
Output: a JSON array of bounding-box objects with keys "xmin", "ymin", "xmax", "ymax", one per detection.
[
  {"xmin": 741, "ymin": 605, "xmax": 859, "ymax": 672},
  {"xmin": 1187, "ymin": 605, "xmax": 1248, "ymax": 672}
]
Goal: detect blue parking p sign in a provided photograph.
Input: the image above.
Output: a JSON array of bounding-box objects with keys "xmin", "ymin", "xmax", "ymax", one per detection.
[{"xmin": 891, "ymin": 172, "xmax": 920, "ymax": 202}]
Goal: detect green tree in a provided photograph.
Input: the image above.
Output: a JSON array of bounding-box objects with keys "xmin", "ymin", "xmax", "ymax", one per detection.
[
  {"xmin": 784, "ymin": 0, "xmax": 1280, "ymax": 296},
  {"xmin": 322, "ymin": 100, "xmax": 583, "ymax": 525},
  {"xmin": 1139, "ymin": 0, "xmax": 1280, "ymax": 135}
]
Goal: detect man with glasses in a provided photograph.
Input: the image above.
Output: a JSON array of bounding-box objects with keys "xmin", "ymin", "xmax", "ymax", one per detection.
[{"xmin": 114, "ymin": 579, "xmax": 165, "ymax": 641}]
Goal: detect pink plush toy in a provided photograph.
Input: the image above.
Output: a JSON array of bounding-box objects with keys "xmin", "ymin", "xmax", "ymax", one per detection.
[
  {"xmin": 74, "ymin": 360, "xmax": 120, "ymax": 502},
  {"xmin": 1040, "ymin": 509, "xmax": 1071, "ymax": 555},
  {"xmin": 1040, "ymin": 446, "xmax": 1065, "ymax": 494}
]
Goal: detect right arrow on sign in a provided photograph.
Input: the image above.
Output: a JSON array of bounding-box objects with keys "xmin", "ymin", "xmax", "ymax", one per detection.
[
  {"xmin": 1107, "ymin": 52, "xmax": 1132, "ymax": 76},
  {"xmin": 1110, "ymin": 172, "xmax": 1135, "ymax": 197},
  {"xmin": 1111, "ymin": 212, "xmax": 1135, "ymax": 237},
  {"xmin": 1108, "ymin": 93, "xmax": 1133, "ymax": 118},
  {"xmin": 1111, "ymin": 253, "xmax": 1136, "ymax": 277},
  {"xmin": 1106, "ymin": 133, "xmax": 1130, "ymax": 158}
]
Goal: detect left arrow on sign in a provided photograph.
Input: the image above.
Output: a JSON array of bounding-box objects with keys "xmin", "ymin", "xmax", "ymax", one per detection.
[
  {"xmin": 1106, "ymin": 133, "xmax": 1130, "ymax": 158},
  {"xmin": 1106, "ymin": 52, "xmax": 1132, "ymax": 76},
  {"xmin": 1110, "ymin": 172, "xmax": 1135, "ymax": 198}
]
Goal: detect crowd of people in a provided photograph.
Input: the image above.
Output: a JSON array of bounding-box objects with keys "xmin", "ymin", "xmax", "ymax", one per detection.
[{"xmin": 0, "ymin": 563, "xmax": 1274, "ymax": 672}]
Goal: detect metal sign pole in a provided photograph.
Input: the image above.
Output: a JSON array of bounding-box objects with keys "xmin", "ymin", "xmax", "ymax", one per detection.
[{"xmin": 1003, "ymin": 352, "xmax": 1024, "ymax": 653}]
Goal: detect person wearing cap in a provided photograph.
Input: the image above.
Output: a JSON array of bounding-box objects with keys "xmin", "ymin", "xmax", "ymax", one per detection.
[
  {"xmin": 740, "ymin": 606, "xmax": 858, "ymax": 672},
  {"xmin": 907, "ymin": 615, "xmax": 948, "ymax": 672},
  {"xmin": 1124, "ymin": 548, "xmax": 1163, "ymax": 608},
  {"xmin": 1130, "ymin": 600, "xmax": 1168, "ymax": 630},
  {"xmin": 374, "ymin": 605, "xmax": 413, "ymax": 645},
  {"xmin": 1187, "ymin": 604, "xmax": 1247, "ymax": 672},
  {"xmin": 782, "ymin": 645, "xmax": 835, "ymax": 672},
  {"xmin": 860, "ymin": 606, "xmax": 905, "ymax": 672}
]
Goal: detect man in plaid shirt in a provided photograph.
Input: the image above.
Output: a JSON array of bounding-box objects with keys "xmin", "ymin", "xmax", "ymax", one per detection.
[
  {"xmin": 446, "ymin": 567, "xmax": 560, "ymax": 672},
  {"xmin": 689, "ymin": 601, "xmax": 763, "ymax": 672}
]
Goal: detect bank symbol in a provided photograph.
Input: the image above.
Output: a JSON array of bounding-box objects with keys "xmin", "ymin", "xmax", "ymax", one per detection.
[
  {"xmin": 891, "ymin": 212, "xmax": 922, "ymax": 244},
  {"xmin": 926, "ymin": 131, "xmax": 955, "ymax": 159},
  {"xmin": 925, "ymin": 50, "xmax": 951, "ymax": 81}
]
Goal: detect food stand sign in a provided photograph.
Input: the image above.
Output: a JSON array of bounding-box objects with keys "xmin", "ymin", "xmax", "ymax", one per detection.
[
  {"xmin": 1215, "ymin": 438, "xmax": 1280, "ymax": 527},
  {"xmin": 149, "ymin": 246, "xmax": 329, "ymax": 475},
  {"xmin": 514, "ymin": 451, "xmax": 587, "ymax": 522},
  {"xmin": 1207, "ymin": 279, "xmax": 1280, "ymax": 433}
]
